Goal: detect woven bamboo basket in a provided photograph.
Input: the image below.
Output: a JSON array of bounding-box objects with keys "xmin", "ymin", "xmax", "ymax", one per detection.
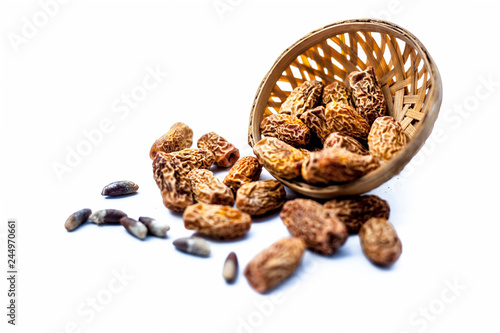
[{"xmin": 248, "ymin": 19, "xmax": 442, "ymax": 199}]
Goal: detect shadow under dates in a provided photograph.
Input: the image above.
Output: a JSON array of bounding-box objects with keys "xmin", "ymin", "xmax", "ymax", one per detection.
[
  {"xmin": 308, "ymin": 246, "xmax": 352, "ymax": 261},
  {"xmin": 191, "ymin": 231, "xmax": 250, "ymax": 244},
  {"xmin": 209, "ymin": 164, "xmax": 232, "ymax": 174},
  {"xmin": 68, "ymin": 220, "xmax": 94, "ymax": 231},
  {"xmin": 167, "ymin": 209, "xmax": 184, "ymax": 218},
  {"xmin": 369, "ymin": 261, "xmax": 400, "ymax": 271},
  {"xmin": 314, "ymin": 234, "xmax": 401, "ymax": 271},
  {"xmin": 249, "ymin": 209, "xmax": 282, "ymax": 223}
]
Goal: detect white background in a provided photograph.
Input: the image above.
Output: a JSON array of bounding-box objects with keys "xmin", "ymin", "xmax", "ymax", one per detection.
[{"xmin": 1, "ymin": 0, "xmax": 500, "ymax": 332}]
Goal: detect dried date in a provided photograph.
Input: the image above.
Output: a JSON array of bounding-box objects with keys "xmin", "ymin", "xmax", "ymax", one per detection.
[
  {"xmin": 301, "ymin": 147, "xmax": 379, "ymax": 184},
  {"xmin": 149, "ymin": 122, "xmax": 193, "ymax": 159},
  {"xmin": 236, "ymin": 180, "xmax": 286, "ymax": 216},
  {"xmin": 253, "ymin": 137, "xmax": 305, "ymax": 180},
  {"xmin": 280, "ymin": 199, "xmax": 348, "ymax": 255},
  {"xmin": 153, "ymin": 152, "xmax": 194, "ymax": 211},
  {"xmin": 324, "ymin": 195, "xmax": 390, "ymax": 234},
  {"xmin": 324, "ymin": 101, "xmax": 371, "ymax": 143},
  {"xmin": 197, "ymin": 132, "xmax": 240, "ymax": 167},
  {"xmin": 348, "ymin": 66, "xmax": 387, "ymax": 124},
  {"xmin": 223, "ymin": 156, "xmax": 262, "ymax": 192},
  {"xmin": 299, "ymin": 106, "xmax": 331, "ymax": 143},
  {"xmin": 260, "ymin": 113, "xmax": 311, "ymax": 147},
  {"xmin": 152, "ymin": 148, "xmax": 215, "ymax": 212},
  {"xmin": 359, "ymin": 217, "xmax": 402, "ymax": 266},
  {"xmin": 322, "ymin": 81, "xmax": 354, "ymax": 107},
  {"xmin": 187, "ymin": 169, "xmax": 234, "ymax": 206},
  {"xmin": 298, "ymin": 148, "xmax": 311, "ymax": 161},
  {"xmin": 244, "ymin": 237, "xmax": 306, "ymax": 294},
  {"xmin": 279, "ymin": 80, "xmax": 323, "ymax": 117},
  {"xmin": 368, "ymin": 116, "xmax": 407, "ymax": 161},
  {"xmin": 323, "ymin": 132, "xmax": 369, "ymax": 155},
  {"xmin": 169, "ymin": 148, "xmax": 215, "ymax": 170},
  {"xmin": 183, "ymin": 203, "xmax": 251, "ymax": 240}
]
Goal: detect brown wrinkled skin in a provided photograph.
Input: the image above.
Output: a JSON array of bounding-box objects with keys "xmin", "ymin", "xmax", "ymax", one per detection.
[
  {"xmin": 280, "ymin": 199, "xmax": 348, "ymax": 255},
  {"xmin": 244, "ymin": 237, "xmax": 306, "ymax": 294},
  {"xmin": 183, "ymin": 203, "xmax": 251, "ymax": 240},
  {"xmin": 322, "ymin": 81, "xmax": 354, "ymax": 107},
  {"xmin": 197, "ymin": 132, "xmax": 240, "ymax": 167},
  {"xmin": 149, "ymin": 122, "xmax": 193, "ymax": 160},
  {"xmin": 299, "ymin": 106, "xmax": 331, "ymax": 143},
  {"xmin": 260, "ymin": 113, "xmax": 311, "ymax": 147},
  {"xmin": 348, "ymin": 66, "xmax": 387, "ymax": 124},
  {"xmin": 368, "ymin": 116, "xmax": 407, "ymax": 161},
  {"xmin": 324, "ymin": 195, "xmax": 390, "ymax": 234},
  {"xmin": 323, "ymin": 132, "xmax": 369, "ymax": 155},
  {"xmin": 187, "ymin": 169, "xmax": 234, "ymax": 206},
  {"xmin": 324, "ymin": 101, "xmax": 371, "ymax": 142},
  {"xmin": 279, "ymin": 80, "xmax": 324, "ymax": 117},
  {"xmin": 236, "ymin": 180, "xmax": 286, "ymax": 216},
  {"xmin": 301, "ymin": 147, "xmax": 379, "ymax": 184},
  {"xmin": 152, "ymin": 149, "xmax": 215, "ymax": 212},
  {"xmin": 153, "ymin": 153, "xmax": 194, "ymax": 211},
  {"xmin": 223, "ymin": 156, "xmax": 262, "ymax": 192},
  {"xmin": 169, "ymin": 148, "xmax": 215, "ymax": 170},
  {"xmin": 298, "ymin": 148, "xmax": 311, "ymax": 161},
  {"xmin": 359, "ymin": 217, "xmax": 402, "ymax": 266},
  {"xmin": 253, "ymin": 137, "xmax": 305, "ymax": 180}
]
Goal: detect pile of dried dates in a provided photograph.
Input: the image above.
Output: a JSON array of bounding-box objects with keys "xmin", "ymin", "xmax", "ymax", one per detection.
[
  {"xmin": 147, "ymin": 65, "xmax": 405, "ymax": 293},
  {"xmin": 256, "ymin": 66, "xmax": 407, "ymax": 185},
  {"xmin": 67, "ymin": 66, "xmax": 406, "ymax": 294}
]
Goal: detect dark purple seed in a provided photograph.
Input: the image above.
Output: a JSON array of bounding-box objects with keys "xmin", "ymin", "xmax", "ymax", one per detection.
[{"xmin": 101, "ymin": 181, "xmax": 139, "ymax": 196}]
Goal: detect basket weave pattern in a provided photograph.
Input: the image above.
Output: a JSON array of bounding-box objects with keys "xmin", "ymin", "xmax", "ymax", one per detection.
[
  {"xmin": 266, "ymin": 30, "xmax": 429, "ymax": 139},
  {"xmin": 249, "ymin": 19, "xmax": 442, "ymax": 199}
]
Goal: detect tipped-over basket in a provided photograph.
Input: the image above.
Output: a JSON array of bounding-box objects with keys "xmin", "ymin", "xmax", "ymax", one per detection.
[{"xmin": 248, "ymin": 19, "xmax": 442, "ymax": 199}]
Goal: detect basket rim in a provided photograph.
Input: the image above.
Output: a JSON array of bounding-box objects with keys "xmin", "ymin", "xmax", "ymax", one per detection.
[{"xmin": 248, "ymin": 18, "xmax": 443, "ymax": 199}]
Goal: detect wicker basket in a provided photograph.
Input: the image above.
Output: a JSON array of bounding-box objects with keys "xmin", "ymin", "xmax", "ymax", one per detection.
[{"xmin": 248, "ymin": 19, "xmax": 442, "ymax": 199}]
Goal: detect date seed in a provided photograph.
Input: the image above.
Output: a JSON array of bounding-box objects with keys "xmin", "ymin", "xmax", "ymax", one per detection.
[
  {"xmin": 101, "ymin": 180, "xmax": 139, "ymax": 197},
  {"xmin": 64, "ymin": 208, "xmax": 92, "ymax": 231},
  {"xmin": 139, "ymin": 216, "xmax": 170, "ymax": 238},
  {"xmin": 89, "ymin": 209, "xmax": 127, "ymax": 225},
  {"xmin": 173, "ymin": 237, "xmax": 211, "ymax": 257},
  {"xmin": 120, "ymin": 217, "xmax": 148, "ymax": 240},
  {"xmin": 223, "ymin": 252, "xmax": 238, "ymax": 283}
]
